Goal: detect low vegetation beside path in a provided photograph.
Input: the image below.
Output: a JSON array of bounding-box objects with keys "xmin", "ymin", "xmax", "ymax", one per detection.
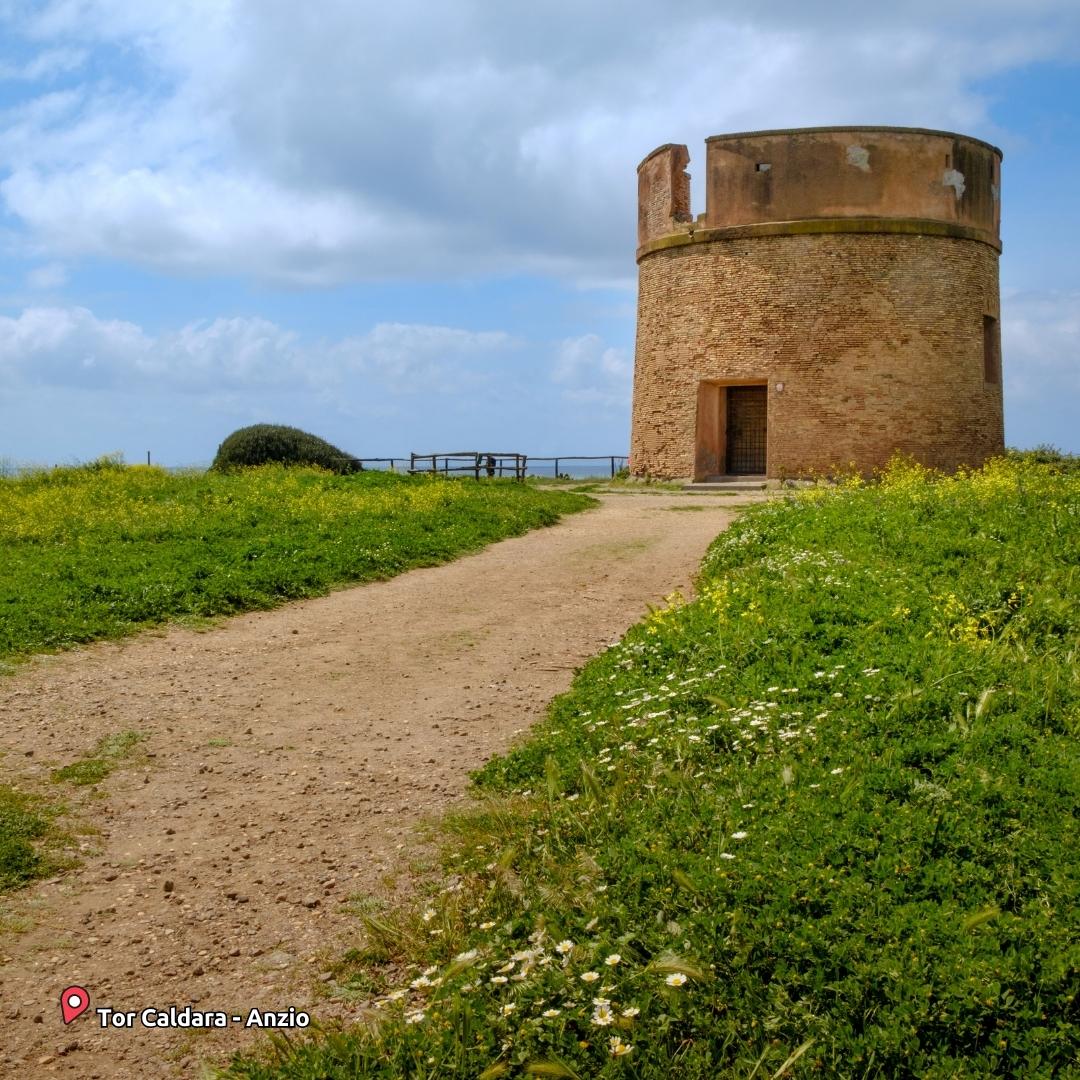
[
  {"xmin": 0, "ymin": 459, "xmax": 593, "ymax": 664},
  {"xmin": 227, "ymin": 457, "xmax": 1079, "ymax": 1079},
  {"xmin": 0, "ymin": 460, "xmax": 592, "ymax": 894}
]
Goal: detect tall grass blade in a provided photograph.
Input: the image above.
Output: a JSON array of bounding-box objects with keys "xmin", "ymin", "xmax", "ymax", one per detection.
[
  {"xmin": 771, "ymin": 1038, "xmax": 814, "ymax": 1078},
  {"xmin": 524, "ymin": 1060, "xmax": 583, "ymax": 1078},
  {"xmin": 580, "ymin": 762, "xmax": 604, "ymax": 803},
  {"xmin": 962, "ymin": 905, "xmax": 1000, "ymax": 931},
  {"xmin": 649, "ymin": 951, "xmax": 709, "ymax": 981},
  {"xmin": 671, "ymin": 867, "xmax": 703, "ymax": 896},
  {"xmin": 545, "ymin": 754, "xmax": 561, "ymax": 800}
]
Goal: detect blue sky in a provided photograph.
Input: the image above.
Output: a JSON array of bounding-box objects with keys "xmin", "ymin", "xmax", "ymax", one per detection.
[{"xmin": 1, "ymin": 1, "xmax": 1078, "ymax": 467}]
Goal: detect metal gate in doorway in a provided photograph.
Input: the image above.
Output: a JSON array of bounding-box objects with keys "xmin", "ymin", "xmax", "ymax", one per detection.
[{"xmin": 725, "ymin": 386, "xmax": 767, "ymax": 474}]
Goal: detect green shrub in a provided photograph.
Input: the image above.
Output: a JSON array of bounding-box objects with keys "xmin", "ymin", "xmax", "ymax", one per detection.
[
  {"xmin": 1006, "ymin": 444, "xmax": 1080, "ymax": 473},
  {"xmin": 211, "ymin": 425, "xmax": 361, "ymax": 474}
]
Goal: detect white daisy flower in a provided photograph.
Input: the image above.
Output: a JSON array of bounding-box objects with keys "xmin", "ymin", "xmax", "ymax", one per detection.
[{"xmin": 591, "ymin": 1003, "xmax": 615, "ymax": 1026}]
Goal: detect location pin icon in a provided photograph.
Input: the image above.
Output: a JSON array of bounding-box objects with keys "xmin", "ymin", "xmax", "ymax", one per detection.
[{"xmin": 60, "ymin": 986, "xmax": 90, "ymax": 1024}]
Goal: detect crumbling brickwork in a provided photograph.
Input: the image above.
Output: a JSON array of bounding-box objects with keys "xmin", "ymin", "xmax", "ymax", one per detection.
[
  {"xmin": 638, "ymin": 143, "xmax": 691, "ymax": 248},
  {"xmin": 631, "ymin": 127, "xmax": 1005, "ymax": 479}
]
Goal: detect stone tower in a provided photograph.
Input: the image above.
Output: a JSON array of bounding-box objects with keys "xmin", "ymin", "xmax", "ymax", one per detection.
[{"xmin": 630, "ymin": 126, "xmax": 1004, "ymax": 480}]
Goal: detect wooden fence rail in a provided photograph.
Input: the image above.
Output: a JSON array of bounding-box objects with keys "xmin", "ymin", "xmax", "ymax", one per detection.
[
  {"xmin": 405, "ymin": 453, "xmax": 628, "ymax": 480},
  {"xmin": 352, "ymin": 458, "xmax": 407, "ymax": 470},
  {"xmin": 409, "ymin": 452, "xmax": 527, "ymax": 479},
  {"xmin": 528, "ymin": 455, "xmax": 628, "ymax": 479}
]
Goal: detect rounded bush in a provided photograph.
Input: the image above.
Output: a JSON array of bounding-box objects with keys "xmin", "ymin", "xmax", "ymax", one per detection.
[{"xmin": 211, "ymin": 425, "xmax": 361, "ymax": 474}]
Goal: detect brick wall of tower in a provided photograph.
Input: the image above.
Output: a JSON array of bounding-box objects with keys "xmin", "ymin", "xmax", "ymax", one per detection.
[{"xmin": 631, "ymin": 231, "xmax": 1003, "ymax": 479}]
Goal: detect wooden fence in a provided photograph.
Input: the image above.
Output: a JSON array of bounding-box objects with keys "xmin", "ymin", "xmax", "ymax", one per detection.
[
  {"xmin": 404, "ymin": 453, "xmax": 628, "ymax": 480},
  {"xmin": 409, "ymin": 452, "xmax": 527, "ymax": 479}
]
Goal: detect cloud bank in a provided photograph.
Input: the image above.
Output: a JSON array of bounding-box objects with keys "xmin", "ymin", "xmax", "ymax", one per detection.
[
  {"xmin": 2, "ymin": 0, "xmax": 1079, "ymax": 285},
  {"xmin": 0, "ymin": 301, "xmax": 635, "ymax": 462},
  {"xmin": 0, "ymin": 306, "xmax": 522, "ymax": 394}
]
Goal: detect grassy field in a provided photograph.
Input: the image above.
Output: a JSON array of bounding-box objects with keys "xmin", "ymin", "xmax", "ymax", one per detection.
[
  {"xmin": 225, "ymin": 456, "xmax": 1079, "ymax": 1079},
  {"xmin": 0, "ymin": 459, "xmax": 593, "ymax": 664},
  {"xmin": 0, "ymin": 461, "xmax": 592, "ymax": 894}
]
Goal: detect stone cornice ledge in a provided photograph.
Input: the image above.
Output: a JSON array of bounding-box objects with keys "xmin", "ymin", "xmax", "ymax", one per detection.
[{"xmin": 636, "ymin": 217, "xmax": 1002, "ymax": 261}]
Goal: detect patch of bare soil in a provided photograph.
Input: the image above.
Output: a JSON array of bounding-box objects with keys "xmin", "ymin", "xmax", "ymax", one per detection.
[{"xmin": 0, "ymin": 491, "xmax": 762, "ymax": 1077}]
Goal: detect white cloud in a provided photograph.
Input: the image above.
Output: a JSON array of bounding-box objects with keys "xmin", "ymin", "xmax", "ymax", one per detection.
[
  {"xmin": 1, "ymin": 1, "xmax": 1078, "ymax": 284},
  {"xmin": 0, "ymin": 46, "xmax": 86, "ymax": 81},
  {"xmin": 0, "ymin": 303, "xmax": 637, "ymax": 461},
  {"xmin": 1, "ymin": 164, "xmax": 427, "ymax": 284},
  {"xmin": 25, "ymin": 261, "xmax": 67, "ymax": 288},
  {"xmin": 0, "ymin": 305, "xmax": 151, "ymax": 387},
  {"xmin": 1002, "ymin": 289, "xmax": 1080, "ymax": 449},
  {"xmin": 0, "ymin": 305, "xmax": 518, "ymax": 393},
  {"xmin": 333, "ymin": 323, "xmax": 517, "ymax": 393},
  {"xmin": 553, "ymin": 333, "xmax": 632, "ymax": 408},
  {"xmin": 1003, "ymin": 289, "xmax": 1080, "ymax": 400}
]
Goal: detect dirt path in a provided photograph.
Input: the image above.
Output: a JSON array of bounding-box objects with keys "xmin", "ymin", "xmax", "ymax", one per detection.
[{"xmin": 0, "ymin": 490, "xmax": 760, "ymax": 1077}]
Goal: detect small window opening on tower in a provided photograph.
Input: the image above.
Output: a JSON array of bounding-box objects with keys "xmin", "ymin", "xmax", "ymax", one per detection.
[
  {"xmin": 755, "ymin": 162, "xmax": 771, "ymax": 172},
  {"xmin": 983, "ymin": 315, "xmax": 1000, "ymax": 384}
]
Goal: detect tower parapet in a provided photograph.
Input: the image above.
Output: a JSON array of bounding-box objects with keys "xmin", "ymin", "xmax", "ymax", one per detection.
[{"xmin": 637, "ymin": 143, "xmax": 691, "ymax": 248}]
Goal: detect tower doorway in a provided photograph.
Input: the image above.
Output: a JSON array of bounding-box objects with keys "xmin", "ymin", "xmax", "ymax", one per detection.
[
  {"xmin": 694, "ymin": 381, "xmax": 767, "ymax": 479},
  {"xmin": 725, "ymin": 386, "xmax": 767, "ymax": 474}
]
